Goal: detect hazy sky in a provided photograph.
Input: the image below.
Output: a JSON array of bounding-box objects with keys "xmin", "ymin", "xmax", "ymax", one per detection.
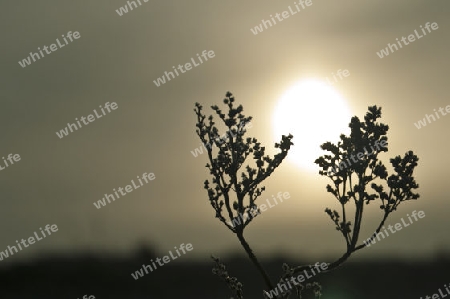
[{"xmin": 1, "ymin": 0, "xmax": 449, "ymax": 264}]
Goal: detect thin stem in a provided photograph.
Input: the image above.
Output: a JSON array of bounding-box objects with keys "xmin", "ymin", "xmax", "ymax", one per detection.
[
  {"xmin": 354, "ymin": 211, "xmax": 389, "ymax": 251},
  {"xmin": 286, "ymin": 210, "xmax": 390, "ymax": 280},
  {"xmin": 236, "ymin": 232, "xmax": 274, "ymax": 290}
]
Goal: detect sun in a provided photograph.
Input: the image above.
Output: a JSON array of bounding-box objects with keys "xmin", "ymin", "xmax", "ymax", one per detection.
[{"xmin": 273, "ymin": 79, "xmax": 352, "ymax": 172}]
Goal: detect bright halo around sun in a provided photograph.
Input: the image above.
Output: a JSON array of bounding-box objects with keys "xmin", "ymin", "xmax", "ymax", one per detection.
[{"xmin": 273, "ymin": 79, "xmax": 352, "ymax": 172}]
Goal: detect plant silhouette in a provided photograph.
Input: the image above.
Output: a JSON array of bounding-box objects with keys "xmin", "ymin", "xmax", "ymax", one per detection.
[{"xmin": 194, "ymin": 93, "xmax": 420, "ymax": 299}]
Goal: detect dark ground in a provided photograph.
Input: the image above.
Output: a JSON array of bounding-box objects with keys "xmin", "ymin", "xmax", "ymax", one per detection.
[{"xmin": 0, "ymin": 248, "xmax": 448, "ymax": 299}]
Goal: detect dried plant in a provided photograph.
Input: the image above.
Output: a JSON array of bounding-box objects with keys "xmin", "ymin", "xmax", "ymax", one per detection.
[{"xmin": 194, "ymin": 94, "xmax": 420, "ymax": 299}]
